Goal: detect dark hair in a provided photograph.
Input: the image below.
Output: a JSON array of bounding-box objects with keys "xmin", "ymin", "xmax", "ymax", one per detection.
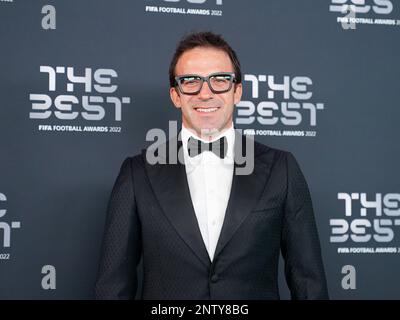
[{"xmin": 169, "ymin": 31, "xmax": 242, "ymax": 87}]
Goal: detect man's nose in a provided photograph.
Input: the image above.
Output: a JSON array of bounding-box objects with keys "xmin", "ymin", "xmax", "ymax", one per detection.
[{"xmin": 197, "ymin": 80, "xmax": 213, "ymax": 99}]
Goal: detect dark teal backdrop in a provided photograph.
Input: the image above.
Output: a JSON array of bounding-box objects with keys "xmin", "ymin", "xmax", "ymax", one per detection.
[{"xmin": 1, "ymin": 0, "xmax": 399, "ymax": 299}]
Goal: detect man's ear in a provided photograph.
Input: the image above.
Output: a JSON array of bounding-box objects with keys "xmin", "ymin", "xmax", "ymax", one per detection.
[
  {"xmin": 170, "ymin": 87, "xmax": 182, "ymax": 109},
  {"xmin": 233, "ymin": 83, "xmax": 242, "ymax": 105}
]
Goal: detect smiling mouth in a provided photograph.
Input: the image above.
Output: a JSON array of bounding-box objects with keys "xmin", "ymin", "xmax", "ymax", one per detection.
[{"xmin": 194, "ymin": 107, "xmax": 220, "ymax": 113}]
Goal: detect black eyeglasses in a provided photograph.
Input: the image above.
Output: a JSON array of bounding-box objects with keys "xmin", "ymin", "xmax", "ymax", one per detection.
[{"xmin": 174, "ymin": 72, "xmax": 236, "ymax": 95}]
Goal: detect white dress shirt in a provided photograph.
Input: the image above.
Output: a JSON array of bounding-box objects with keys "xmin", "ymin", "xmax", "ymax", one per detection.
[{"xmin": 180, "ymin": 123, "xmax": 235, "ymax": 262}]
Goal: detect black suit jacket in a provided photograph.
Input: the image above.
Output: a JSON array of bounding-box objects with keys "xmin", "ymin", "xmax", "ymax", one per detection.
[{"xmin": 94, "ymin": 132, "xmax": 328, "ymax": 299}]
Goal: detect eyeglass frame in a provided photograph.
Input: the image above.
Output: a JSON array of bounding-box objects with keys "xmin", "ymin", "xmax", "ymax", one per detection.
[{"xmin": 174, "ymin": 72, "xmax": 237, "ymax": 95}]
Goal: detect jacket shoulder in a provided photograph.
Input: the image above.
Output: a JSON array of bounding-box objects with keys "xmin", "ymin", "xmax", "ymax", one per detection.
[
  {"xmin": 253, "ymin": 139, "xmax": 293, "ymax": 164},
  {"xmin": 117, "ymin": 152, "xmax": 146, "ymax": 173}
]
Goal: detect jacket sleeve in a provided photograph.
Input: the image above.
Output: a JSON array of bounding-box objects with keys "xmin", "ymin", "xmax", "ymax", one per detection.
[
  {"xmin": 280, "ymin": 152, "xmax": 329, "ymax": 299},
  {"xmin": 94, "ymin": 157, "xmax": 142, "ymax": 299}
]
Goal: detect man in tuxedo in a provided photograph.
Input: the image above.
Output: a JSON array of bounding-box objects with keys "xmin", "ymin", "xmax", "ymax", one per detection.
[{"xmin": 94, "ymin": 31, "xmax": 329, "ymax": 299}]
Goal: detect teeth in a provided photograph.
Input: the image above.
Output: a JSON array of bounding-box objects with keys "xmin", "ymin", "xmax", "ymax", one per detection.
[{"xmin": 196, "ymin": 108, "xmax": 218, "ymax": 113}]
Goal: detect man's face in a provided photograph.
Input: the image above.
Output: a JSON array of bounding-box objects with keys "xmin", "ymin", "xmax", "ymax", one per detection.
[{"xmin": 170, "ymin": 47, "xmax": 242, "ymax": 139}]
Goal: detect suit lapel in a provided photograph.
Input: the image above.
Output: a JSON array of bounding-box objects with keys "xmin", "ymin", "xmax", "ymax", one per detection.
[
  {"xmin": 213, "ymin": 131, "xmax": 273, "ymax": 260},
  {"xmin": 143, "ymin": 138, "xmax": 211, "ymax": 268}
]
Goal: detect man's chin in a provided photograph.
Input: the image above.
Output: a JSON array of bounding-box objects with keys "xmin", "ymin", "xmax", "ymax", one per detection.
[{"xmin": 185, "ymin": 119, "xmax": 228, "ymax": 137}]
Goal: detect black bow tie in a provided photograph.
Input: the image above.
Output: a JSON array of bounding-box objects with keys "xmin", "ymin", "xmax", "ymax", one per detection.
[{"xmin": 187, "ymin": 136, "xmax": 228, "ymax": 159}]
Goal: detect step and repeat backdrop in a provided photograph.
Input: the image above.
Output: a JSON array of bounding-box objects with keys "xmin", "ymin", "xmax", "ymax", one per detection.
[{"xmin": 0, "ymin": 0, "xmax": 399, "ymax": 299}]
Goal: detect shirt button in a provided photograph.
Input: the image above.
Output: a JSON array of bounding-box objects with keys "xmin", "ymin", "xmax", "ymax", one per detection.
[
  {"xmin": 212, "ymin": 220, "xmax": 216, "ymax": 226},
  {"xmin": 211, "ymin": 274, "xmax": 219, "ymax": 282}
]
